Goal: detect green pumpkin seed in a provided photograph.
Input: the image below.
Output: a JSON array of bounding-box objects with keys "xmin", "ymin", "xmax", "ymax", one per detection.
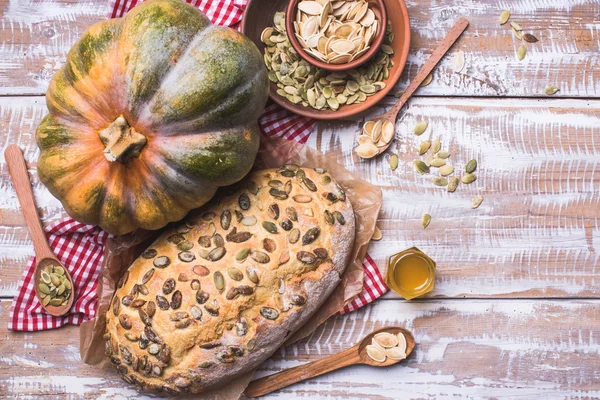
[
  {"xmin": 38, "ymin": 283, "xmax": 50, "ymax": 295},
  {"xmin": 465, "ymin": 159, "xmax": 477, "ymax": 173},
  {"xmin": 246, "ymin": 266, "xmax": 259, "ymax": 284},
  {"xmin": 472, "ymin": 195, "xmax": 484, "ymax": 209},
  {"xmin": 432, "ymin": 139, "xmax": 441, "ymax": 153},
  {"xmin": 208, "ymin": 247, "xmax": 226, "ymax": 261},
  {"xmin": 510, "ymin": 21, "xmax": 522, "ymax": 31},
  {"xmin": 262, "ymin": 221, "xmax": 278, "ymax": 234},
  {"xmin": 432, "ymin": 177, "xmax": 448, "ymax": 187},
  {"xmin": 213, "ymin": 272, "xmax": 225, "ymax": 292},
  {"xmin": 50, "ymin": 274, "xmax": 61, "ymax": 287},
  {"xmin": 545, "ymin": 86, "xmax": 559, "ymax": 95},
  {"xmin": 414, "ymin": 160, "xmax": 430, "ymax": 175},
  {"xmin": 419, "ymin": 141, "xmax": 431, "ymax": 155},
  {"xmin": 517, "ymin": 45, "xmax": 527, "ymax": 61},
  {"xmin": 53, "ymin": 266, "xmax": 65, "ymax": 276},
  {"xmin": 288, "ymin": 228, "xmax": 301, "ymax": 244},
  {"xmin": 250, "ymin": 251, "xmax": 270, "ymax": 264},
  {"xmin": 302, "ymin": 227, "xmax": 321, "ymax": 245},
  {"xmin": 228, "ymin": 268, "xmax": 244, "ymax": 281},
  {"xmin": 430, "ymin": 158, "xmax": 446, "ymax": 167},
  {"xmin": 236, "ymin": 248, "xmax": 250, "ymax": 262},
  {"xmin": 436, "ymin": 151, "xmax": 451, "ymax": 159},
  {"xmin": 41, "ymin": 271, "xmax": 51, "ymax": 284},
  {"xmin": 462, "ymin": 173, "xmax": 477, "ymax": 184},
  {"xmin": 413, "ymin": 121, "xmax": 428, "ymax": 136}
]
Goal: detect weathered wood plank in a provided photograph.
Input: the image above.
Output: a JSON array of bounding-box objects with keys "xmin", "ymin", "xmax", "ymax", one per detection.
[
  {"xmin": 2, "ymin": 96, "xmax": 599, "ymax": 298},
  {"xmin": 308, "ymin": 96, "xmax": 600, "ymax": 298},
  {"xmin": 2, "ymin": 299, "xmax": 600, "ymax": 398},
  {"xmin": 0, "ymin": 0, "xmax": 598, "ymax": 97}
]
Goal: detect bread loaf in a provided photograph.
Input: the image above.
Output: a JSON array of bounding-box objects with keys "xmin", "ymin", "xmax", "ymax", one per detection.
[{"xmin": 104, "ymin": 165, "xmax": 355, "ymax": 393}]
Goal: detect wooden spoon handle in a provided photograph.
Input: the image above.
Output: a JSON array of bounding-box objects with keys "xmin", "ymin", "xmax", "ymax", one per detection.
[
  {"xmin": 387, "ymin": 17, "xmax": 469, "ymax": 119},
  {"xmin": 5, "ymin": 145, "xmax": 54, "ymax": 260},
  {"xmin": 244, "ymin": 347, "xmax": 361, "ymax": 398}
]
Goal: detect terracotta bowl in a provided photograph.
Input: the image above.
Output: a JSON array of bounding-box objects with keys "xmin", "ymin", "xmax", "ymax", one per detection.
[
  {"xmin": 285, "ymin": 0, "xmax": 387, "ymax": 71},
  {"xmin": 241, "ymin": 0, "xmax": 410, "ymax": 120}
]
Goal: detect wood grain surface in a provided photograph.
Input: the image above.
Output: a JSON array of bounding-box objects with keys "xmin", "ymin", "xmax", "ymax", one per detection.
[{"xmin": 1, "ymin": 0, "xmax": 599, "ymax": 398}]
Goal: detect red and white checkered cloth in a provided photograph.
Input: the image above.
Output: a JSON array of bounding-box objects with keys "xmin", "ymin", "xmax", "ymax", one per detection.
[{"xmin": 8, "ymin": 0, "xmax": 388, "ymax": 331}]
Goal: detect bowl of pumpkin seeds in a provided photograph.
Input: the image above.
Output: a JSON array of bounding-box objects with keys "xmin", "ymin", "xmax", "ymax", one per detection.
[{"xmin": 241, "ymin": 0, "xmax": 411, "ymax": 119}]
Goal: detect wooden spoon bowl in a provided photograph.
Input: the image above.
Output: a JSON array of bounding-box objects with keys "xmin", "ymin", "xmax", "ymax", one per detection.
[
  {"xmin": 33, "ymin": 257, "xmax": 74, "ymax": 316},
  {"xmin": 244, "ymin": 326, "xmax": 415, "ymax": 397},
  {"xmin": 5, "ymin": 144, "xmax": 75, "ymax": 317}
]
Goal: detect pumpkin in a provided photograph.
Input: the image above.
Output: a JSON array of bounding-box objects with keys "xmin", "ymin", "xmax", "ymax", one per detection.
[{"xmin": 36, "ymin": 0, "xmax": 269, "ymax": 235}]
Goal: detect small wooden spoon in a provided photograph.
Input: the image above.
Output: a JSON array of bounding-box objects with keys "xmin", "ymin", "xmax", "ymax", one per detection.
[
  {"xmin": 356, "ymin": 17, "xmax": 469, "ymax": 157},
  {"xmin": 244, "ymin": 326, "xmax": 415, "ymax": 398},
  {"xmin": 5, "ymin": 144, "xmax": 74, "ymax": 316}
]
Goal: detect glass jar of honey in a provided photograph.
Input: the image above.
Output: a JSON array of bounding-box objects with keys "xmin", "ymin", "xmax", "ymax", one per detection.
[{"xmin": 386, "ymin": 247, "xmax": 436, "ymax": 300}]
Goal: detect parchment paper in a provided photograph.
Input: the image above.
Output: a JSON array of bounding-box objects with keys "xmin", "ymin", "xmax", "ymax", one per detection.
[{"xmin": 80, "ymin": 136, "xmax": 382, "ymax": 399}]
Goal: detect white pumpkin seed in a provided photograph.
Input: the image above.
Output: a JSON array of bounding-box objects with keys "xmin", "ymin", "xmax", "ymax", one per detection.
[
  {"xmin": 385, "ymin": 347, "xmax": 407, "ymax": 361},
  {"xmin": 499, "ymin": 10, "xmax": 510, "ymax": 25},
  {"xmin": 447, "ymin": 176, "xmax": 459, "ymax": 193},
  {"xmin": 374, "ymin": 332, "xmax": 399, "ymax": 348},
  {"xmin": 439, "ymin": 165, "xmax": 454, "ymax": 176},
  {"xmin": 396, "ymin": 332, "xmax": 407, "ymax": 353},
  {"xmin": 432, "ymin": 138, "xmax": 441, "ymax": 153},
  {"xmin": 472, "ymin": 195, "xmax": 484, "ymax": 209},
  {"xmin": 430, "ymin": 158, "xmax": 446, "ymax": 168},
  {"xmin": 452, "ymin": 51, "xmax": 465, "ymax": 73},
  {"xmin": 366, "ymin": 345, "xmax": 386, "ymax": 362},
  {"xmin": 510, "ymin": 21, "xmax": 522, "ymax": 31},
  {"xmin": 355, "ymin": 143, "xmax": 379, "ymax": 159}
]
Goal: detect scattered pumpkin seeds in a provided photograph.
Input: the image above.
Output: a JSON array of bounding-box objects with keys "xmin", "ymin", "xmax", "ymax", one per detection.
[
  {"xmin": 498, "ymin": 10, "xmax": 510, "ymax": 25},
  {"xmin": 432, "ymin": 138, "xmax": 441, "ymax": 153},
  {"xmin": 420, "ymin": 73, "xmax": 433, "ymax": 86},
  {"xmin": 512, "ymin": 27, "xmax": 523, "ymax": 40},
  {"xmin": 413, "ymin": 121, "xmax": 428, "ymax": 136},
  {"xmin": 419, "ymin": 141, "xmax": 431, "ymax": 155},
  {"xmin": 545, "ymin": 86, "xmax": 560, "ymax": 95},
  {"xmin": 436, "ymin": 151, "xmax": 451, "ymax": 159},
  {"xmin": 510, "ymin": 21, "xmax": 522, "ymax": 31},
  {"xmin": 389, "ymin": 154, "xmax": 399, "ymax": 171},
  {"xmin": 472, "ymin": 195, "xmax": 484, "ymax": 209},
  {"xmin": 421, "ymin": 213, "xmax": 431, "ymax": 228},
  {"xmin": 430, "ymin": 158, "xmax": 446, "ymax": 168},
  {"xmin": 414, "ymin": 160, "xmax": 430, "ymax": 175}
]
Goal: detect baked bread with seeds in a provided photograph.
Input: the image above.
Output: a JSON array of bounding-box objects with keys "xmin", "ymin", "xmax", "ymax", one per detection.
[{"xmin": 104, "ymin": 165, "xmax": 355, "ymax": 393}]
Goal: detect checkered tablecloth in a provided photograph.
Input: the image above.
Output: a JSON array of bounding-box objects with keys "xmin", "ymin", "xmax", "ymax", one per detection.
[{"xmin": 8, "ymin": 0, "xmax": 388, "ymax": 331}]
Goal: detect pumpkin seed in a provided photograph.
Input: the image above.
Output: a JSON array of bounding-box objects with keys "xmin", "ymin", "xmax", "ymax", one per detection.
[
  {"xmin": 236, "ymin": 317, "xmax": 248, "ymax": 336},
  {"xmin": 439, "ymin": 165, "xmax": 454, "ymax": 176},
  {"xmin": 141, "ymin": 249, "xmax": 157, "ymax": 259},
  {"xmin": 112, "ymin": 296, "xmax": 120, "ymax": 316},
  {"xmin": 472, "ymin": 195, "xmax": 484, "ymax": 209},
  {"xmin": 374, "ymin": 332, "xmax": 399, "ymax": 348},
  {"xmin": 175, "ymin": 319, "xmax": 191, "ymax": 329},
  {"xmin": 297, "ymin": 251, "xmax": 317, "ymax": 264},
  {"xmin": 241, "ymin": 216, "xmax": 257, "ymax": 226},
  {"xmin": 512, "ymin": 26, "xmax": 523, "ymax": 40},
  {"xmin": 260, "ymin": 307, "xmax": 279, "ymax": 320},
  {"xmin": 220, "ymin": 210, "xmax": 231, "ymax": 230},
  {"xmin": 198, "ymin": 235, "xmax": 212, "ymax": 248},
  {"xmin": 545, "ymin": 86, "xmax": 559, "ymax": 95},
  {"xmin": 163, "ymin": 278, "xmax": 176, "ymax": 295},
  {"xmin": 214, "ymin": 272, "xmax": 225, "ymax": 292},
  {"xmin": 177, "ymin": 240, "xmax": 193, "ymax": 251},
  {"xmin": 247, "ymin": 181, "xmax": 259, "ymax": 195},
  {"xmin": 201, "ymin": 212, "xmax": 215, "ymax": 221},
  {"xmin": 121, "ymin": 295, "xmax": 134, "ymax": 306},
  {"xmin": 196, "ymin": 291, "xmax": 210, "ymax": 305},
  {"xmin": 286, "ymin": 207, "xmax": 298, "ymax": 222},
  {"xmin": 452, "ymin": 51, "xmax": 465, "ymax": 73},
  {"xmin": 156, "ymin": 295, "xmax": 169, "ymax": 310},
  {"xmin": 334, "ymin": 211, "xmax": 346, "ymax": 225},
  {"xmin": 461, "ymin": 173, "xmax": 477, "ymax": 184},
  {"xmin": 227, "ymin": 230, "xmax": 252, "ymax": 243},
  {"xmin": 238, "ymin": 193, "xmax": 251, "ymax": 210},
  {"xmin": 148, "ymin": 343, "xmax": 160, "ymax": 355},
  {"xmin": 422, "ymin": 213, "xmax": 431, "ymax": 228},
  {"xmin": 432, "ymin": 138, "xmax": 441, "ymax": 153},
  {"xmin": 178, "ymin": 251, "xmax": 195, "ymax": 262},
  {"xmin": 263, "ymin": 238, "xmax": 277, "ymax": 253},
  {"xmin": 167, "ymin": 234, "xmax": 184, "ymax": 244},
  {"xmin": 302, "ymin": 177, "xmax": 317, "ymax": 192},
  {"xmin": 141, "ymin": 269, "xmax": 155, "ymax": 284},
  {"xmin": 208, "ymin": 247, "xmax": 226, "ymax": 261},
  {"xmin": 366, "ymin": 345, "xmax": 386, "ymax": 362},
  {"xmin": 198, "ymin": 361, "xmax": 215, "ymax": 369},
  {"xmin": 414, "ymin": 160, "xmax": 430, "ymax": 175},
  {"xmin": 213, "ymin": 233, "xmax": 225, "ymax": 248},
  {"xmin": 499, "ymin": 10, "xmax": 510, "ymax": 25},
  {"xmin": 419, "ymin": 141, "xmax": 431, "ymax": 155},
  {"xmin": 389, "ymin": 154, "xmax": 399, "ymax": 171},
  {"xmin": 324, "ymin": 210, "xmax": 335, "ymax": 225},
  {"xmin": 321, "ymin": 175, "xmax": 331, "ymax": 185},
  {"xmin": 191, "ymin": 305, "xmax": 203, "ymax": 320},
  {"xmin": 190, "ymin": 279, "xmax": 201, "ymax": 291},
  {"xmin": 130, "ymin": 299, "xmax": 146, "ymax": 308},
  {"xmin": 523, "ymin": 33, "xmax": 538, "ymax": 43},
  {"xmin": 465, "ymin": 159, "xmax": 477, "ymax": 173},
  {"xmin": 432, "ymin": 177, "xmax": 448, "ymax": 187},
  {"xmin": 420, "ymin": 73, "xmax": 433, "ymax": 86},
  {"xmin": 288, "ymin": 228, "xmax": 301, "ymax": 244},
  {"xmin": 270, "ymin": 188, "xmax": 288, "ymax": 200},
  {"xmin": 236, "ymin": 248, "xmax": 251, "ymax": 262},
  {"xmin": 153, "ymin": 256, "xmax": 170, "ymax": 268},
  {"xmin": 313, "ymin": 248, "xmax": 328, "ymax": 259},
  {"xmin": 448, "ymin": 176, "xmax": 460, "ymax": 193},
  {"xmin": 228, "ymin": 267, "xmax": 244, "ymax": 281},
  {"xmin": 146, "ymin": 301, "xmax": 156, "ymax": 318},
  {"xmin": 355, "ymin": 143, "xmax": 379, "ymax": 159},
  {"xmin": 430, "ymin": 158, "xmax": 446, "ymax": 167},
  {"xmin": 262, "ymin": 221, "xmax": 278, "ymax": 234},
  {"xmin": 302, "ymin": 227, "xmax": 321, "ymax": 245},
  {"xmin": 205, "ymin": 299, "xmax": 220, "ymax": 316},
  {"xmin": 413, "ymin": 121, "xmax": 428, "ymax": 136},
  {"xmin": 251, "ymin": 251, "xmax": 270, "ymax": 264},
  {"xmin": 517, "ymin": 45, "xmax": 526, "ymax": 61},
  {"xmin": 192, "ymin": 265, "xmax": 210, "ymax": 276},
  {"xmin": 139, "ymin": 309, "xmax": 151, "ymax": 326},
  {"xmin": 170, "ymin": 290, "xmax": 182, "ymax": 309},
  {"xmin": 119, "ymin": 315, "xmax": 132, "ymax": 330},
  {"xmin": 293, "ymin": 195, "xmax": 312, "ymax": 203},
  {"xmin": 246, "ymin": 266, "xmax": 259, "ymax": 284},
  {"xmin": 510, "ymin": 21, "xmax": 522, "ymax": 31}
]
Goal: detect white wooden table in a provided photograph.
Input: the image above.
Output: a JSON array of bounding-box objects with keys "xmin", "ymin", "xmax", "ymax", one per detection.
[{"xmin": 1, "ymin": 0, "xmax": 600, "ymax": 398}]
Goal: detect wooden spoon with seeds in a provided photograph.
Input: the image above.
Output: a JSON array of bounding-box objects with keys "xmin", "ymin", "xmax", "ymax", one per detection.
[
  {"xmin": 244, "ymin": 326, "xmax": 415, "ymax": 397},
  {"xmin": 5, "ymin": 145, "xmax": 74, "ymax": 316},
  {"xmin": 355, "ymin": 17, "xmax": 469, "ymax": 159}
]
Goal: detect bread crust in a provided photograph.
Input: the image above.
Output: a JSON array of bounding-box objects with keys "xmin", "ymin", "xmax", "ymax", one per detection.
[{"xmin": 104, "ymin": 166, "xmax": 355, "ymax": 393}]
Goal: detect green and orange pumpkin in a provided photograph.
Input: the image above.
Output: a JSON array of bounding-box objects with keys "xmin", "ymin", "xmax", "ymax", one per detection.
[{"xmin": 36, "ymin": 0, "xmax": 269, "ymax": 235}]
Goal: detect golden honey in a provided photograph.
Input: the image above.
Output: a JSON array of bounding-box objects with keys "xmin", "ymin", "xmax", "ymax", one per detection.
[{"xmin": 386, "ymin": 247, "xmax": 436, "ymax": 300}]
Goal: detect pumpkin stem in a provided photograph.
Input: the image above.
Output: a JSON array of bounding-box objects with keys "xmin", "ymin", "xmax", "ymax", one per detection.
[{"xmin": 99, "ymin": 116, "xmax": 147, "ymax": 163}]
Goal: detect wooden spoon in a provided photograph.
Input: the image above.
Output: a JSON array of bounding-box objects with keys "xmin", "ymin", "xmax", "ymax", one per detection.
[
  {"xmin": 244, "ymin": 326, "xmax": 415, "ymax": 398},
  {"xmin": 5, "ymin": 144, "xmax": 74, "ymax": 316},
  {"xmin": 356, "ymin": 17, "xmax": 469, "ymax": 158}
]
